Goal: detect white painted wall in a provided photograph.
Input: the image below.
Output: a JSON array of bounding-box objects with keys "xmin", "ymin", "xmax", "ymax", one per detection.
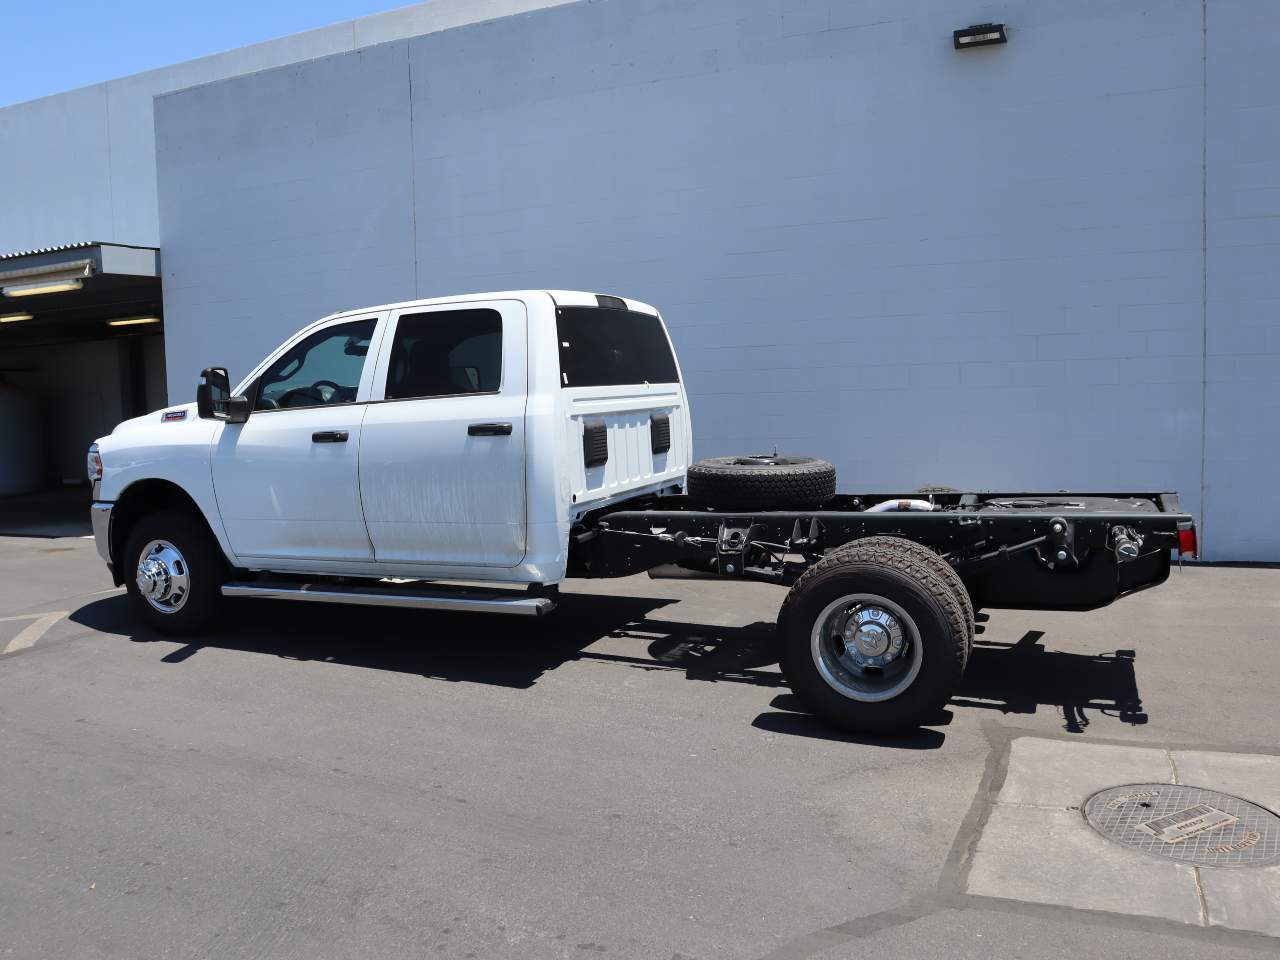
[
  {"xmin": 154, "ymin": 41, "xmax": 418, "ymax": 394},
  {"xmin": 402, "ymin": 0, "xmax": 1207, "ymax": 524},
  {"xmin": 1203, "ymin": 0, "xmax": 1280, "ymax": 559},
  {"xmin": 0, "ymin": 0, "xmax": 577, "ymax": 254}
]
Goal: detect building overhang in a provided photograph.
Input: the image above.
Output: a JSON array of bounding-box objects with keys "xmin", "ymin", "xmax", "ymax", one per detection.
[{"xmin": 0, "ymin": 242, "xmax": 162, "ymax": 346}]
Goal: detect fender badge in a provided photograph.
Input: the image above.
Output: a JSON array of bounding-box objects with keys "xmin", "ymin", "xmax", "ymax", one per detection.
[{"xmin": 161, "ymin": 410, "xmax": 188, "ymax": 422}]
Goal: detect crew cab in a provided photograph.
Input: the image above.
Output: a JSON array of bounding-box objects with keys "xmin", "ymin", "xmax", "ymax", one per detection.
[{"xmin": 89, "ymin": 290, "xmax": 1197, "ymax": 733}]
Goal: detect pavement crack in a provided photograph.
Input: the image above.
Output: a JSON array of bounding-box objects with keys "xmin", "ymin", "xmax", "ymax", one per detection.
[
  {"xmin": 751, "ymin": 895, "xmax": 940, "ymax": 960},
  {"xmin": 1193, "ymin": 866, "xmax": 1210, "ymax": 927}
]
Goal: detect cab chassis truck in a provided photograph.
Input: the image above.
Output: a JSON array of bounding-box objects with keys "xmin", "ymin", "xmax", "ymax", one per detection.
[{"xmin": 88, "ymin": 290, "xmax": 1198, "ymax": 733}]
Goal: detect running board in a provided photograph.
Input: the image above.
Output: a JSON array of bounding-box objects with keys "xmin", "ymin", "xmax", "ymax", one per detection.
[{"xmin": 221, "ymin": 580, "xmax": 556, "ymax": 616}]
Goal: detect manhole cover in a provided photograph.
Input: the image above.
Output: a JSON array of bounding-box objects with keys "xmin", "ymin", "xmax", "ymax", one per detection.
[{"xmin": 1083, "ymin": 784, "xmax": 1280, "ymax": 868}]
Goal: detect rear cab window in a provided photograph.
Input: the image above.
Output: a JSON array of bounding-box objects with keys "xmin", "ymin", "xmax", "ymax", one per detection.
[{"xmin": 556, "ymin": 307, "xmax": 679, "ymax": 387}]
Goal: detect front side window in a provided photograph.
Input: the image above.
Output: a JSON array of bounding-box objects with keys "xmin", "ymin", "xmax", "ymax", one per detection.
[
  {"xmin": 254, "ymin": 318, "xmax": 376, "ymax": 411},
  {"xmin": 556, "ymin": 307, "xmax": 679, "ymax": 387},
  {"xmin": 384, "ymin": 309, "xmax": 503, "ymax": 400}
]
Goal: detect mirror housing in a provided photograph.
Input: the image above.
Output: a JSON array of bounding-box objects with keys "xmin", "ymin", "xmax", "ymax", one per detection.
[{"xmin": 196, "ymin": 367, "xmax": 250, "ymax": 424}]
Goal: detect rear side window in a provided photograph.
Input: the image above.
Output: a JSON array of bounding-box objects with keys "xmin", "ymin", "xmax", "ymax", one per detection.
[
  {"xmin": 556, "ymin": 307, "xmax": 679, "ymax": 387},
  {"xmin": 385, "ymin": 308, "xmax": 503, "ymax": 400}
]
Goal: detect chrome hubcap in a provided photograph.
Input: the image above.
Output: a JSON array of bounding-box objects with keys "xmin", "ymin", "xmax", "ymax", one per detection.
[
  {"xmin": 812, "ymin": 594, "xmax": 922, "ymax": 702},
  {"xmin": 842, "ymin": 606, "xmax": 905, "ymax": 665},
  {"xmin": 135, "ymin": 540, "xmax": 191, "ymax": 614}
]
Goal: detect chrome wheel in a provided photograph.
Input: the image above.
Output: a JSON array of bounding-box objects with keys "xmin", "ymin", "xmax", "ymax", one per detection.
[
  {"xmin": 810, "ymin": 593, "xmax": 923, "ymax": 702},
  {"xmin": 135, "ymin": 539, "xmax": 191, "ymax": 614}
]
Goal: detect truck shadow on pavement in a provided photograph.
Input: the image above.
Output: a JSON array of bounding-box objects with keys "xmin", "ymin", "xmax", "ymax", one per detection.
[
  {"xmin": 72, "ymin": 591, "xmax": 686, "ymax": 689},
  {"xmin": 952, "ymin": 629, "xmax": 1147, "ymax": 733},
  {"xmin": 751, "ymin": 628, "xmax": 1146, "ymax": 745},
  {"xmin": 70, "ymin": 598, "xmax": 1144, "ymax": 741}
]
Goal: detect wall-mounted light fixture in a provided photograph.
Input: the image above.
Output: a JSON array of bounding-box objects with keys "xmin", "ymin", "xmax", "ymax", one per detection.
[
  {"xmin": 0, "ymin": 312, "xmax": 33, "ymax": 323},
  {"xmin": 107, "ymin": 316, "xmax": 161, "ymax": 327},
  {"xmin": 954, "ymin": 23, "xmax": 1007, "ymax": 50},
  {"xmin": 2, "ymin": 277, "xmax": 83, "ymax": 297}
]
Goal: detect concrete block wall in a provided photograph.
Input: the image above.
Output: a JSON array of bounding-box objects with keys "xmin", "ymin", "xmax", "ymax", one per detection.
[
  {"xmin": 0, "ymin": 0, "xmax": 576, "ymax": 255},
  {"xmin": 150, "ymin": 0, "xmax": 1277, "ymax": 559},
  {"xmin": 155, "ymin": 40, "xmax": 419, "ymax": 388},
  {"xmin": 1204, "ymin": 0, "xmax": 1280, "ymax": 559}
]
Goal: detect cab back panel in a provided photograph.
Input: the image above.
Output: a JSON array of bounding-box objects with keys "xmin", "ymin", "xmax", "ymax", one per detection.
[
  {"xmin": 564, "ymin": 387, "xmax": 689, "ymax": 507},
  {"xmin": 555, "ymin": 302, "xmax": 690, "ymax": 510}
]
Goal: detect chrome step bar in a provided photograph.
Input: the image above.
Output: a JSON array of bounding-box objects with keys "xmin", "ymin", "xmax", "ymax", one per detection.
[{"xmin": 221, "ymin": 580, "xmax": 556, "ymax": 616}]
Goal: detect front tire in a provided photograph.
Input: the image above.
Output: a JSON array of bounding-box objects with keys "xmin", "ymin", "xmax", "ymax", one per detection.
[
  {"xmin": 123, "ymin": 508, "xmax": 226, "ymax": 636},
  {"xmin": 777, "ymin": 539, "xmax": 967, "ymax": 732}
]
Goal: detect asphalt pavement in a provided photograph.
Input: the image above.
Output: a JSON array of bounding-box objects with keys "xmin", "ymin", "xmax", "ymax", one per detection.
[{"xmin": 1, "ymin": 533, "xmax": 1278, "ymax": 959}]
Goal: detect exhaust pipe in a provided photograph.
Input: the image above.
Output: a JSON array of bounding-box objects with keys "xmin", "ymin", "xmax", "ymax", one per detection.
[{"xmin": 865, "ymin": 499, "xmax": 934, "ymax": 513}]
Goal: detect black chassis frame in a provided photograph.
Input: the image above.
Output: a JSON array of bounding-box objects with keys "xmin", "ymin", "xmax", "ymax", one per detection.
[{"xmin": 572, "ymin": 491, "xmax": 1195, "ymax": 612}]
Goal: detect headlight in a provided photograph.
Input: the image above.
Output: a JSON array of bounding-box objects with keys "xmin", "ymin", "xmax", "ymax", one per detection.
[{"xmin": 87, "ymin": 443, "xmax": 103, "ymax": 483}]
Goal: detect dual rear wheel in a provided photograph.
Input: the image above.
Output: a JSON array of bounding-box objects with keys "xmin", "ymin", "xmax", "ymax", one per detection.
[{"xmin": 777, "ymin": 537, "xmax": 973, "ymax": 733}]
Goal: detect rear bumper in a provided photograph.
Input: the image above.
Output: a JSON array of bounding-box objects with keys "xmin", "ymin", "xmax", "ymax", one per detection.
[{"xmin": 90, "ymin": 501, "xmax": 114, "ymax": 571}]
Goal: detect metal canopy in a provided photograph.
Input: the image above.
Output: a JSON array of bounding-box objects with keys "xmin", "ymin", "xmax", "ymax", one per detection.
[{"xmin": 0, "ymin": 242, "xmax": 162, "ymax": 348}]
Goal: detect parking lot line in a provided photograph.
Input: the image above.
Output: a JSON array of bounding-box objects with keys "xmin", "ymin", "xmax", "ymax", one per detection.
[{"xmin": 0, "ymin": 611, "xmax": 68, "ymax": 654}]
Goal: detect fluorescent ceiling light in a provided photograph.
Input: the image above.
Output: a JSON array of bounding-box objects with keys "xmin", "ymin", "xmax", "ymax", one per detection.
[
  {"xmin": 107, "ymin": 316, "xmax": 161, "ymax": 327},
  {"xmin": 3, "ymin": 278, "xmax": 84, "ymax": 297},
  {"xmin": 0, "ymin": 312, "xmax": 33, "ymax": 323}
]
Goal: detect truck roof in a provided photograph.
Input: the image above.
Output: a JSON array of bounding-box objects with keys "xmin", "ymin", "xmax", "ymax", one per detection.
[{"xmin": 329, "ymin": 290, "xmax": 659, "ymax": 320}]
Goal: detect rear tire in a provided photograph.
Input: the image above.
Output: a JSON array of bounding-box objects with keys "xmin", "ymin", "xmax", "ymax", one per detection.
[
  {"xmin": 777, "ymin": 538, "xmax": 967, "ymax": 732},
  {"xmin": 687, "ymin": 455, "xmax": 836, "ymax": 509},
  {"xmin": 123, "ymin": 508, "xmax": 226, "ymax": 636},
  {"xmin": 844, "ymin": 536, "xmax": 974, "ymax": 664}
]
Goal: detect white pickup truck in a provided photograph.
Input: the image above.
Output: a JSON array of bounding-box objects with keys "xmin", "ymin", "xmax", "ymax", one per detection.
[{"xmin": 90, "ymin": 289, "xmax": 1196, "ymax": 732}]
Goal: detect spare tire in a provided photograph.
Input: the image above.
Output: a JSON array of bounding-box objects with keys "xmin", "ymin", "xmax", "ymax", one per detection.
[{"xmin": 686, "ymin": 455, "xmax": 836, "ymax": 509}]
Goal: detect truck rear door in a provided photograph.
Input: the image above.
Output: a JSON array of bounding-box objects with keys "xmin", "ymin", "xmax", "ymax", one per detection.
[
  {"xmin": 359, "ymin": 300, "xmax": 528, "ymax": 567},
  {"xmin": 556, "ymin": 300, "xmax": 691, "ymax": 510}
]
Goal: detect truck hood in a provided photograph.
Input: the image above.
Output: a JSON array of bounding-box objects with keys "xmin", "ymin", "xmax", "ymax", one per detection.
[{"xmin": 109, "ymin": 402, "xmax": 199, "ymax": 438}]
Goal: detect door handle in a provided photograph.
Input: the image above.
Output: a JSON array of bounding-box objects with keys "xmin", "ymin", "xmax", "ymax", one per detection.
[
  {"xmin": 468, "ymin": 422, "xmax": 513, "ymax": 436},
  {"xmin": 312, "ymin": 430, "xmax": 349, "ymax": 443}
]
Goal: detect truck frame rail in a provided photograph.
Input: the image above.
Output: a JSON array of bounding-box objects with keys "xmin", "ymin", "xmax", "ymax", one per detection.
[{"xmin": 576, "ymin": 491, "xmax": 1195, "ymax": 611}]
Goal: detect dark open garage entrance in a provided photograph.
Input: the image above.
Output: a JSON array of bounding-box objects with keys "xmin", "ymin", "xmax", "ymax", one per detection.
[{"xmin": 0, "ymin": 242, "xmax": 165, "ymax": 535}]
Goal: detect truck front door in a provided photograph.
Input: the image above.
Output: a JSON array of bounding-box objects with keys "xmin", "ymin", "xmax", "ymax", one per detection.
[
  {"xmin": 359, "ymin": 300, "xmax": 527, "ymax": 568},
  {"xmin": 211, "ymin": 315, "xmax": 383, "ymax": 565}
]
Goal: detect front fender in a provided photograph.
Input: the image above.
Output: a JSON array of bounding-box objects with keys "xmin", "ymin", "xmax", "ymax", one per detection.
[{"xmin": 95, "ymin": 412, "xmax": 236, "ymax": 568}]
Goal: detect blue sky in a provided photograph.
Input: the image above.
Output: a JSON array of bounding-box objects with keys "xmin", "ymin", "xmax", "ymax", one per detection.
[{"xmin": 1, "ymin": 1, "xmax": 413, "ymax": 106}]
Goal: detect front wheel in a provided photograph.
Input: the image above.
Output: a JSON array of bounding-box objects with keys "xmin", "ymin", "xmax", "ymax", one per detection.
[
  {"xmin": 123, "ymin": 508, "xmax": 226, "ymax": 635},
  {"xmin": 777, "ymin": 540, "xmax": 967, "ymax": 733}
]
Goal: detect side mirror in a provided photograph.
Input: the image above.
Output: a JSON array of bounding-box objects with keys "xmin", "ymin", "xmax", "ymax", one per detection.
[{"xmin": 196, "ymin": 367, "xmax": 250, "ymax": 424}]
